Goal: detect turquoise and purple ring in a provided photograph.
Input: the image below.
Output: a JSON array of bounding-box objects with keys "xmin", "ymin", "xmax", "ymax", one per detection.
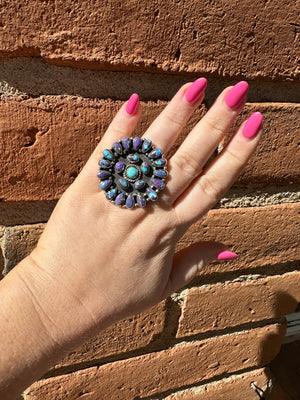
[{"xmin": 97, "ymin": 137, "xmax": 168, "ymax": 208}]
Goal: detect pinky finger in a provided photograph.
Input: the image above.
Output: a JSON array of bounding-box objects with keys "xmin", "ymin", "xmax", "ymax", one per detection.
[
  {"xmin": 162, "ymin": 241, "xmax": 237, "ymax": 298},
  {"xmin": 174, "ymin": 112, "xmax": 263, "ymax": 225}
]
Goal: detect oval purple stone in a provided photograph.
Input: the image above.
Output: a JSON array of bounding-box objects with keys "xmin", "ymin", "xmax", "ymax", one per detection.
[
  {"xmin": 97, "ymin": 170, "xmax": 111, "ymax": 180},
  {"xmin": 125, "ymin": 194, "xmax": 134, "ymax": 209},
  {"xmin": 141, "ymin": 162, "xmax": 151, "ymax": 175},
  {"xmin": 148, "ymin": 148, "xmax": 162, "ymax": 159},
  {"xmin": 141, "ymin": 139, "xmax": 152, "ymax": 153},
  {"xmin": 100, "ymin": 179, "xmax": 112, "ymax": 190},
  {"xmin": 115, "ymin": 161, "xmax": 125, "ymax": 173},
  {"xmin": 137, "ymin": 195, "xmax": 146, "ymax": 207},
  {"xmin": 153, "ymin": 158, "xmax": 166, "ymax": 167},
  {"xmin": 146, "ymin": 188, "xmax": 158, "ymax": 201},
  {"xmin": 134, "ymin": 180, "xmax": 145, "ymax": 190},
  {"xmin": 99, "ymin": 159, "xmax": 112, "ymax": 169},
  {"xmin": 152, "ymin": 178, "xmax": 165, "ymax": 189},
  {"xmin": 115, "ymin": 193, "xmax": 125, "ymax": 206},
  {"xmin": 113, "ymin": 142, "xmax": 123, "ymax": 155},
  {"xmin": 122, "ymin": 136, "xmax": 131, "ymax": 151},
  {"xmin": 133, "ymin": 137, "xmax": 142, "ymax": 150},
  {"xmin": 103, "ymin": 149, "xmax": 115, "ymax": 161},
  {"xmin": 154, "ymin": 169, "xmax": 167, "ymax": 179}
]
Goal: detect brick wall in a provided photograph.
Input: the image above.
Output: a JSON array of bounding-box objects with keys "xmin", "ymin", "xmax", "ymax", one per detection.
[{"xmin": 0, "ymin": 1, "xmax": 299, "ymax": 399}]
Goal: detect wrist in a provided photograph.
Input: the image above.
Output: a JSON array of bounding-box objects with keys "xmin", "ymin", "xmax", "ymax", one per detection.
[{"xmin": 15, "ymin": 253, "xmax": 109, "ymax": 353}]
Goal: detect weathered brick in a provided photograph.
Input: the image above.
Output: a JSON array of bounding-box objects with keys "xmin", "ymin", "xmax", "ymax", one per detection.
[
  {"xmin": 231, "ymin": 104, "xmax": 300, "ymax": 186},
  {"xmin": 177, "ymin": 271, "xmax": 300, "ymax": 337},
  {"xmin": 25, "ymin": 324, "xmax": 285, "ymax": 399},
  {"xmin": 177, "ymin": 203, "xmax": 300, "ymax": 275},
  {"xmin": 1, "ymin": 224, "xmax": 44, "ymax": 275},
  {"xmin": 0, "ymin": 1, "xmax": 298, "ymax": 80},
  {"xmin": 0, "ymin": 96, "xmax": 299, "ymax": 201},
  {"xmin": 0, "ymin": 96, "xmax": 204, "ymax": 201},
  {"xmin": 165, "ymin": 368, "xmax": 270, "ymax": 400},
  {"xmin": 51, "ymin": 300, "xmax": 167, "ymax": 372}
]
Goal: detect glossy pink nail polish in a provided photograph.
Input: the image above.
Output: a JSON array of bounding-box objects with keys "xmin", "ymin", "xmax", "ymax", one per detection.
[
  {"xmin": 225, "ymin": 81, "xmax": 249, "ymax": 109},
  {"xmin": 126, "ymin": 93, "xmax": 139, "ymax": 115},
  {"xmin": 185, "ymin": 78, "xmax": 207, "ymax": 103},
  {"xmin": 243, "ymin": 112, "xmax": 263, "ymax": 139},
  {"xmin": 217, "ymin": 250, "xmax": 238, "ymax": 261}
]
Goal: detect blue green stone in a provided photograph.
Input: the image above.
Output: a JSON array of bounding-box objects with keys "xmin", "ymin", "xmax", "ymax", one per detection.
[
  {"xmin": 147, "ymin": 188, "xmax": 158, "ymax": 201},
  {"xmin": 103, "ymin": 149, "xmax": 115, "ymax": 160},
  {"xmin": 106, "ymin": 188, "xmax": 118, "ymax": 200},
  {"xmin": 148, "ymin": 148, "xmax": 162, "ymax": 159},
  {"xmin": 154, "ymin": 169, "xmax": 167, "ymax": 179},
  {"xmin": 119, "ymin": 178, "xmax": 130, "ymax": 189},
  {"xmin": 126, "ymin": 166, "xmax": 139, "ymax": 179}
]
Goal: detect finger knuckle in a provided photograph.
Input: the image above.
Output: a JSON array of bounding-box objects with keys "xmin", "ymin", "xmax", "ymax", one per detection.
[
  {"xmin": 163, "ymin": 112, "xmax": 184, "ymax": 132},
  {"xmin": 173, "ymin": 150, "xmax": 200, "ymax": 179},
  {"xmin": 204, "ymin": 117, "xmax": 225, "ymax": 137},
  {"xmin": 197, "ymin": 173, "xmax": 223, "ymax": 203}
]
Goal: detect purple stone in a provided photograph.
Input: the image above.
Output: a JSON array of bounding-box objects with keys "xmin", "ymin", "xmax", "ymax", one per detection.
[
  {"xmin": 154, "ymin": 158, "xmax": 166, "ymax": 167},
  {"xmin": 152, "ymin": 178, "xmax": 165, "ymax": 189},
  {"xmin": 97, "ymin": 170, "xmax": 111, "ymax": 180},
  {"xmin": 137, "ymin": 195, "xmax": 146, "ymax": 207},
  {"xmin": 141, "ymin": 139, "xmax": 152, "ymax": 153},
  {"xmin": 127, "ymin": 154, "xmax": 140, "ymax": 163},
  {"xmin": 99, "ymin": 159, "xmax": 112, "ymax": 169},
  {"xmin": 122, "ymin": 136, "xmax": 131, "ymax": 151},
  {"xmin": 115, "ymin": 161, "xmax": 125, "ymax": 173},
  {"xmin": 134, "ymin": 180, "xmax": 145, "ymax": 190},
  {"xmin": 146, "ymin": 188, "xmax": 158, "ymax": 201},
  {"xmin": 133, "ymin": 137, "xmax": 142, "ymax": 150},
  {"xmin": 103, "ymin": 149, "xmax": 115, "ymax": 161},
  {"xmin": 148, "ymin": 148, "xmax": 162, "ymax": 159},
  {"xmin": 115, "ymin": 193, "xmax": 125, "ymax": 206},
  {"xmin": 154, "ymin": 169, "xmax": 167, "ymax": 179},
  {"xmin": 100, "ymin": 179, "xmax": 112, "ymax": 190},
  {"xmin": 125, "ymin": 194, "xmax": 134, "ymax": 209},
  {"xmin": 113, "ymin": 142, "xmax": 123, "ymax": 155},
  {"xmin": 141, "ymin": 162, "xmax": 151, "ymax": 175}
]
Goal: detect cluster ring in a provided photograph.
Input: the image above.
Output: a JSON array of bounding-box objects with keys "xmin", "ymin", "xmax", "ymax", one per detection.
[{"xmin": 97, "ymin": 136, "xmax": 168, "ymax": 208}]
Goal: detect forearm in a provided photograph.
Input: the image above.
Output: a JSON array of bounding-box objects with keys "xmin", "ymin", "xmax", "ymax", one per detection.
[{"xmin": 0, "ymin": 255, "xmax": 107, "ymax": 399}]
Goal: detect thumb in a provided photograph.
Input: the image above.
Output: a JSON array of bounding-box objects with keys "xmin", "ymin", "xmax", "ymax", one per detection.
[{"xmin": 163, "ymin": 242, "xmax": 238, "ymax": 298}]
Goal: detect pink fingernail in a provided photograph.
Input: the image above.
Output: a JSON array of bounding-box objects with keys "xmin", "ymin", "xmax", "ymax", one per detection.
[
  {"xmin": 185, "ymin": 78, "xmax": 207, "ymax": 103},
  {"xmin": 217, "ymin": 250, "xmax": 238, "ymax": 261},
  {"xmin": 243, "ymin": 112, "xmax": 263, "ymax": 139},
  {"xmin": 225, "ymin": 81, "xmax": 249, "ymax": 109},
  {"xmin": 126, "ymin": 93, "xmax": 139, "ymax": 115}
]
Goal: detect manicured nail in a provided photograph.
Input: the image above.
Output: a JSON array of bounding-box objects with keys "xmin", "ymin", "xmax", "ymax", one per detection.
[
  {"xmin": 243, "ymin": 112, "xmax": 263, "ymax": 139},
  {"xmin": 185, "ymin": 78, "xmax": 207, "ymax": 103},
  {"xmin": 225, "ymin": 81, "xmax": 249, "ymax": 109},
  {"xmin": 217, "ymin": 250, "xmax": 238, "ymax": 261},
  {"xmin": 126, "ymin": 93, "xmax": 139, "ymax": 115}
]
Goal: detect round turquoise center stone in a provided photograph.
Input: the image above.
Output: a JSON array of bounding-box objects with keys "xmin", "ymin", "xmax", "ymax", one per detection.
[{"xmin": 126, "ymin": 166, "xmax": 139, "ymax": 179}]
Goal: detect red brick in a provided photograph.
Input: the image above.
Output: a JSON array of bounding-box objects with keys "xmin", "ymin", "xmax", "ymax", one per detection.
[
  {"xmin": 51, "ymin": 300, "xmax": 166, "ymax": 371},
  {"xmin": 0, "ymin": 1, "xmax": 298, "ymax": 80},
  {"xmin": 25, "ymin": 324, "xmax": 285, "ymax": 399},
  {"xmin": 231, "ymin": 104, "xmax": 300, "ymax": 186},
  {"xmin": 1, "ymin": 224, "xmax": 44, "ymax": 275},
  {"xmin": 177, "ymin": 271, "xmax": 300, "ymax": 337},
  {"xmin": 0, "ymin": 97, "xmax": 299, "ymax": 201},
  {"xmin": 0, "ymin": 96, "xmax": 203, "ymax": 201},
  {"xmin": 165, "ymin": 368, "xmax": 270, "ymax": 400},
  {"xmin": 177, "ymin": 203, "xmax": 300, "ymax": 275}
]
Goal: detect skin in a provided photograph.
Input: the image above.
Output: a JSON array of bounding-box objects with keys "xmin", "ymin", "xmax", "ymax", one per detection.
[{"xmin": 0, "ymin": 82, "xmax": 262, "ymax": 399}]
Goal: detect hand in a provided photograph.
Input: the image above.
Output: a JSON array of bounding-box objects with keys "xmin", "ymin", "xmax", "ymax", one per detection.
[{"xmin": 18, "ymin": 79, "xmax": 263, "ymax": 345}]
